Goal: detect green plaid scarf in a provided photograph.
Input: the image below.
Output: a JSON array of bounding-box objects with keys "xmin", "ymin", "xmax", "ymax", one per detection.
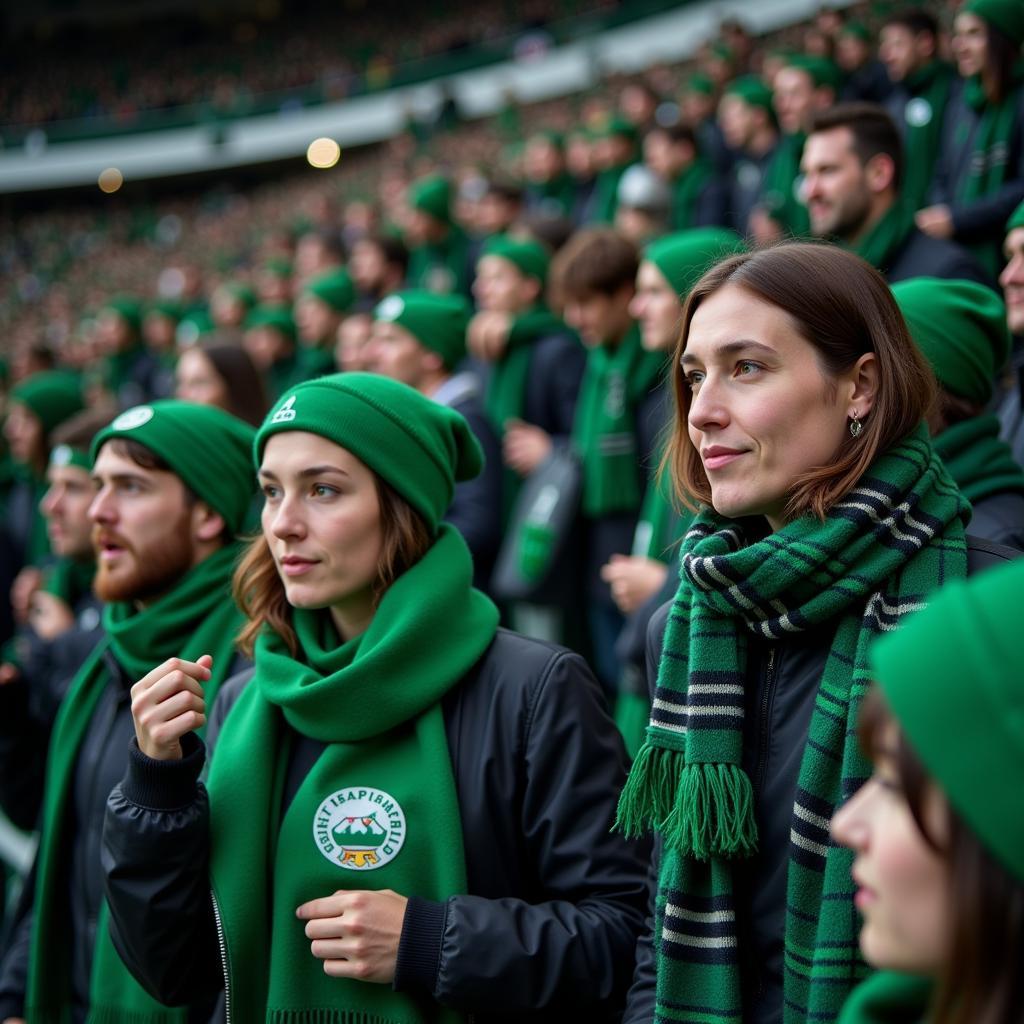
[
  {"xmin": 617, "ymin": 429, "xmax": 968, "ymax": 1023},
  {"xmin": 935, "ymin": 413, "xmax": 1024, "ymax": 504},
  {"xmin": 848, "ymin": 201, "xmax": 916, "ymax": 273},
  {"xmin": 899, "ymin": 61, "xmax": 955, "ymax": 212}
]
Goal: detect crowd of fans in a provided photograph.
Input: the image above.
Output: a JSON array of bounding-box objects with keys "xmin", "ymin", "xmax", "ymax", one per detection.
[{"xmin": 2, "ymin": 0, "xmax": 1024, "ymax": 1022}]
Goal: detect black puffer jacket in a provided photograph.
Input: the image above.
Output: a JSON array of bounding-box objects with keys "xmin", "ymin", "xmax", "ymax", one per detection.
[
  {"xmin": 622, "ymin": 536, "xmax": 1021, "ymax": 1024},
  {"xmin": 102, "ymin": 629, "xmax": 652, "ymax": 1022}
]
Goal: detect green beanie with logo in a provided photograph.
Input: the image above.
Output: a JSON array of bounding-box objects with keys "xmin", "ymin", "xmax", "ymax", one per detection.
[
  {"xmin": 1006, "ymin": 197, "xmax": 1024, "ymax": 233},
  {"xmin": 784, "ymin": 54, "xmax": 843, "ymax": 92},
  {"xmin": 91, "ymin": 401, "xmax": 256, "ymax": 535},
  {"xmin": 481, "ymin": 235, "xmax": 550, "ymax": 283},
  {"xmin": 964, "ymin": 0, "xmax": 1024, "ymax": 46},
  {"xmin": 870, "ymin": 557, "xmax": 1024, "ymax": 883},
  {"xmin": 724, "ymin": 75, "xmax": 775, "ymax": 114},
  {"xmin": 373, "ymin": 290, "xmax": 470, "ymax": 371},
  {"xmin": 892, "ymin": 277, "xmax": 1010, "ymax": 405},
  {"xmin": 102, "ymin": 296, "xmax": 143, "ymax": 334},
  {"xmin": 645, "ymin": 228, "xmax": 746, "ymax": 299},
  {"xmin": 303, "ymin": 268, "xmax": 355, "ymax": 314},
  {"xmin": 11, "ymin": 371, "xmax": 85, "ymax": 437},
  {"xmin": 255, "ymin": 373, "xmax": 483, "ymax": 534},
  {"xmin": 246, "ymin": 305, "xmax": 297, "ymax": 343},
  {"xmin": 409, "ymin": 175, "xmax": 453, "ymax": 224},
  {"xmin": 684, "ymin": 73, "xmax": 715, "ymax": 97}
]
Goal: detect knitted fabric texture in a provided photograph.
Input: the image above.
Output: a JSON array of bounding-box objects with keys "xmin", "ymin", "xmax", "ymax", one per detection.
[{"xmin": 374, "ymin": 290, "xmax": 471, "ymax": 370}]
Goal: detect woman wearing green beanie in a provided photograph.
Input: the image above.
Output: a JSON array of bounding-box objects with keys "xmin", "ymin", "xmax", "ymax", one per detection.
[
  {"xmin": 833, "ymin": 556, "xmax": 1024, "ymax": 1024},
  {"xmin": 618, "ymin": 243, "xmax": 1008, "ymax": 1024},
  {"xmin": 893, "ymin": 276, "xmax": 1024, "ymax": 549},
  {"xmin": 916, "ymin": 0, "xmax": 1024, "ymax": 277},
  {"xmin": 244, "ymin": 304, "xmax": 303, "ymax": 400},
  {"xmin": 102, "ymin": 372, "xmax": 650, "ymax": 1022}
]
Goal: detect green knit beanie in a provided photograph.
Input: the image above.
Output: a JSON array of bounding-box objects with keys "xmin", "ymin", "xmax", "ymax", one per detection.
[
  {"xmin": 645, "ymin": 228, "xmax": 746, "ymax": 298},
  {"xmin": 481, "ymin": 235, "xmax": 550, "ymax": 283},
  {"xmin": 409, "ymin": 175, "xmax": 453, "ymax": 224},
  {"xmin": 303, "ymin": 267, "xmax": 355, "ymax": 314},
  {"xmin": 91, "ymin": 401, "xmax": 256, "ymax": 536},
  {"xmin": 870, "ymin": 558, "xmax": 1024, "ymax": 884},
  {"xmin": 892, "ymin": 277, "xmax": 1010, "ymax": 405},
  {"xmin": 684, "ymin": 72, "xmax": 715, "ymax": 97},
  {"xmin": 102, "ymin": 296, "xmax": 143, "ymax": 334},
  {"xmin": 245, "ymin": 305, "xmax": 297, "ymax": 343},
  {"xmin": 11, "ymin": 371, "xmax": 85, "ymax": 437},
  {"xmin": 374, "ymin": 290, "xmax": 470, "ymax": 370},
  {"xmin": 1007, "ymin": 197, "xmax": 1024, "ymax": 233},
  {"xmin": 146, "ymin": 299, "xmax": 182, "ymax": 324},
  {"xmin": 724, "ymin": 75, "xmax": 775, "ymax": 114},
  {"xmin": 255, "ymin": 373, "xmax": 483, "ymax": 534},
  {"xmin": 219, "ymin": 281, "xmax": 258, "ymax": 310},
  {"xmin": 964, "ymin": 0, "xmax": 1024, "ymax": 46},
  {"xmin": 595, "ymin": 115, "xmax": 639, "ymax": 143},
  {"xmin": 784, "ymin": 54, "xmax": 843, "ymax": 92},
  {"xmin": 839, "ymin": 21, "xmax": 873, "ymax": 44}
]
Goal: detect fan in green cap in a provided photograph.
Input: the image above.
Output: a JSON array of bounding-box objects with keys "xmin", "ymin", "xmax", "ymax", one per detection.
[
  {"xmin": 244, "ymin": 305, "xmax": 303, "ymax": 400},
  {"xmin": 295, "ymin": 267, "xmax": 355, "ymax": 380},
  {"xmin": 892, "ymin": 277, "xmax": 1024, "ymax": 548},
  {"xmin": 523, "ymin": 130, "xmax": 577, "ymax": 218},
  {"xmin": 212, "ymin": 280, "xmax": 258, "ymax": 329},
  {"xmin": 98, "ymin": 295, "xmax": 161, "ymax": 407},
  {"xmin": 590, "ymin": 115, "xmax": 641, "ymax": 225},
  {"xmin": 1003, "ymin": 198, "xmax": 1024, "ymax": 338},
  {"xmin": 405, "ymin": 174, "xmax": 472, "ymax": 296}
]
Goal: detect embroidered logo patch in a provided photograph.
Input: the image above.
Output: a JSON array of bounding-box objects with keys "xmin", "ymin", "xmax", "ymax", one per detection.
[
  {"xmin": 271, "ymin": 395, "xmax": 297, "ymax": 423},
  {"xmin": 375, "ymin": 295, "xmax": 405, "ymax": 321},
  {"xmin": 50, "ymin": 444, "xmax": 74, "ymax": 466},
  {"xmin": 313, "ymin": 788, "xmax": 406, "ymax": 870},
  {"xmin": 905, "ymin": 97, "xmax": 932, "ymax": 128},
  {"xmin": 111, "ymin": 406, "xmax": 154, "ymax": 431}
]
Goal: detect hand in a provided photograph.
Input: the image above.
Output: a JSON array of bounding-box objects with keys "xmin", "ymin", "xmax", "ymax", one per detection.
[
  {"xmin": 503, "ymin": 419, "xmax": 553, "ymax": 476},
  {"xmin": 915, "ymin": 205, "xmax": 953, "ymax": 239},
  {"xmin": 4, "ymin": 1016, "xmax": 26, "ymax": 1023},
  {"xmin": 28, "ymin": 591, "xmax": 76, "ymax": 640},
  {"xmin": 10, "ymin": 567, "xmax": 43, "ymax": 624},
  {"xmin": 0, "ymin": 663, "xmax": 21, "ymax": 687},
  {"xmin": 296, "ymin": 889, "xmax": 409, "ymax": 983},
  {"xmin": 130, "ymin": 655, "xmax": 212, "ymax": 760},
  {"xmin": 748, "ymin": 208, "xmax": 784, "ymax": 246},
  {"xmin": 600, "ymin": 554, "xmax": 669, "ymax": 615},
  {"xmin": 467, "ymin": 311, "xmax": 511, "ymax": 362}
]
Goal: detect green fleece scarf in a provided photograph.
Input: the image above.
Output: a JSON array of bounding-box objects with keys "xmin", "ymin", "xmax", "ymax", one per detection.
[
  {"xmin": 848, "ymin": 201, "xmax": 916, "ymax": 273},
  {"xmin": 935, "ymin": 413, "xmax": 1024, "ymax": 504},
  {"xmin": 671, "ymin": 159, "xmax": 713, "ymax": 230},
  {"xmin": 760, "ymin": 132, "xmax": 810, "ymax": 237},
  {"xmin": 838, "ymin": 971, "xmax": 932, "ymax": 1023},
  {"xmin": 900, "ymin": 62, "xmax": 955, "ymax": 212},
  {"xmin": 206, "ymin": 525, "xmax": 499, "ymax": 1023},
  {"xmin": 617, "ymin": 428, "xmax": 968, "ymax": 1024},
  {"xmin": 572, "ymin": 324, "xmax": 665, "ymax": 518},
  {"xmin": 26, "ymin": 544, "xmax": 245, "ymax": 1024}
]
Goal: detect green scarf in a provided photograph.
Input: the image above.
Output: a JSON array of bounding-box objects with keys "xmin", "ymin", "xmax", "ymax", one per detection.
[
  {"xmin": 617, "ymin": 429, "xmax": 968, "ymax": 1024},
  {"xmin": 935, "ymin": 413, "xmax": 1024, "ymax": 504},
  {"xmin": 206, "ymin": 525, "xmax": 499, "ymax": 1023},
  {"xmin": 295, "ymin": 343, "xmax": 337, "ymax": 383},
  {"xmin": 532, "ymin": 174, "xmax": 577, "ymax": 218},
  {"xmin": 42, "ymin": 556, "xmax": 95, "ymax": 607},
  {"xmin": 267, "ymin": 353, "xmax": 305, "ymax": 402},
  {"xmin": 572, "ymin": 325, "xmax": 665, "ymax": 518},
  {"xmin": 671, "ymin": 159, "xmax": 713, "ymax": 230},
  {"xmin": 760, "ymin": 132, "xmax": 810, "ymax": 237},
  {"xmin": 592, "ymin": 161, "xmax": 631, "ymax": 225},
  {"xmin": 632, "ymin": 469, "xmax": 689, "ymax": 563},
  {"xmin": 900, "ymin": 62, "xmax": 955, "ymax": 212},
  {"xmin": 848, "ymin": 201, "xmax": 916, "ymax": 273},
  {"xmin": 406, "ymin": 227, "xmax": 471, "ymax": 296},
  {"xmin": 838, "ymin": 971, "xmax": 932, "ymax": 1024},
  {"xmin": 26, "ymin": 544, "xmax": 245, "ymax": 1024}
]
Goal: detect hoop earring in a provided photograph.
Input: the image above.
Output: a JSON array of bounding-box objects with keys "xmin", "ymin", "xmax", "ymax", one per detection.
[{"xmin": 849, "ymin": 411, "xmax": 863, "ymax": 438}]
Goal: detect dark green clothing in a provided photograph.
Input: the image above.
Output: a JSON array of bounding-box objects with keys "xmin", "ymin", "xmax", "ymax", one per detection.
[
  {"xmin": 760, "ymin": 132, "xmax": 810, "ymax": 236},
  {"xmin": 407, "ymin": 226, "xmax": 472, "ymax": 296}
]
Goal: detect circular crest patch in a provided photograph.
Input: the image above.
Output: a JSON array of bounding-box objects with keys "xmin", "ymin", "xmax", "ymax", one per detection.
[
  {"xmin": 50, "ymin": 444, "xmax": 74, "ymax": 467},
  {"xmin": 375, "ymin": 294, "xmax": 405, "ymax": 321},
  {"xmin": 905, "ymin": 98, "xmax": 932, "ymax": 128},
  {"xmin": 313, "ymin": 787, "xmax": 406, "ymax": 871},
  {"xmin": 111, "ymin": 406, "xmax": 154, "ymax": 431}
]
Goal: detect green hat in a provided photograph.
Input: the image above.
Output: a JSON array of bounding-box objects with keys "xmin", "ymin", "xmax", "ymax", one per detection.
[
  {"xmin": 709, "ymin": 40, "xmax": 735, "ymax": 63},
  {"xmin": 409, "ymin": 175, "xmax": 453, "ymax": 224},
  {"xmin": 49, "ymin": 442, "xmax": 92, "ymax": 472},
  {"xmin": 870, "ymin": 558, "xmax": 1024, "ymax": 883},
  {"xmin": 303, "ymin": 268, "xmax": 355, "ymax": 314},
  {"xmin": 481, "ymin": 235, "xmax": 550, "ymax": 283},
  {"xmin": 645, "ymin": 228, "xmax": 746, "ymax": 298},
  {"xmin": 245, "ymin": 305, "xmax": 297, "ymax": 343},
  {"xmin": 374, "ymin": 290, "xmax": 470, "ymax": 371},
  {"xmin": 102, "ymin": 296, "xmax": 143, "ymax": 333},
  {"xmin": 255, "ymin": 373, "xmax": 483, "ymax": 534},
  {"xmin": 91, "ymin": 401, "xmax": 256, "ymax": 536},
  {"xmin": 263, "ymin": 257, "xmax": 293, "ymax": 278},
  {"xmin": 684, "ymin": 72, "xmax": 715, "ymax": 97},
  {"xmin": 595, "ymin": 115, "xmax": 639, "ymax": 143},
  {"xmin": 892, "ymin": 277, "xmax": 1010, "ymax": 405},
  {"xmin": 219, "ymin": 281, "xmax": 258, "ymax": 310},
  {"xmin": 964, "ymin": 0, "xmax": 1024, "ymax": 46},
  {"xmin": 839, "ymin": 20, "xmax": 873, "ymax": 43},
  {"xmin": 783, "ymin": 55, "xmax": 843, "ymax": 92},
  {"xmin": 1007, "ymin": 197, "xmax": 1024, "ymax": 233},
  {"xmin": 724, "ymin": 75, "xmax": 775, "ymax": 114},
  {"xmin": 531, "ymin": 129, "xmax": 565, "ymax": 150},
  {"xmin": 11, "ymin": 371, "xmax": 85, "ymax": 437},
  {"xmin": 146, "ymin": 299, "xmax": 182, "ymax": 323},
  {"xmin": 176, "ymin": 310, "xmax": 217, "ymax": 347}
]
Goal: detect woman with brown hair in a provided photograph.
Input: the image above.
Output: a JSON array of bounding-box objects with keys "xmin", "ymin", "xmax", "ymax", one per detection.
[
  {"xmin": 832, "ymin": 558, "xmax": 1024, "ymax": 1024},
  {"xmin": 175, "ymin": 339, "xmax": 269, "ymax": 426},
  {"xmin": 617, "ymin": 242, "xmax": 1016, "ymax": 1024},
  {"xmin": 100, "ymin": 373, "xmax": 649, "ymax": 1023}
]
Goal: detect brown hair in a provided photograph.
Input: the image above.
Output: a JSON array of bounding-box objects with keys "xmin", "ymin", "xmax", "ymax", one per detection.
[
  {"xmin": 550, "ymin": 227, "xmax": 639, "ymax": 303},
  {"xmin": 808, "ymin": 102, "xmax": 905, "ymax": 190},
  {"xmin": 857, "ymin": 688, "xmax": 1024, "ymax": 1024},
  {"xmin": 979, "ymin": 18, "xmax": 1019, "ymax": 106},
  {"xmin": 233, "ymin": 474, "xmax": 432, "ymax": 657},
  {"xmin": 50, "ymin": 405, "xmax": 118, "ymax": 453},
  {"xmin": 666, "ymin": 242, "xmax": 936, "ymax": 521},
  {"xmin": 196, "ymin": 341, "xmax": 270, "ymax": 427}
]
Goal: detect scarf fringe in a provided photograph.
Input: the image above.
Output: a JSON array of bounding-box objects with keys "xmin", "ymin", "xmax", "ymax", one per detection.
[
  {"xmin": 85, "ymin": 1008, "xmax": 186, "ymax": 1024},
  {"xmin": 616, "ymin": 745, "xmax": 758, "ymax": 858},
  {"xmin": 268, "ymin": 1012, "xmax": 407, "ymax": 1023}
]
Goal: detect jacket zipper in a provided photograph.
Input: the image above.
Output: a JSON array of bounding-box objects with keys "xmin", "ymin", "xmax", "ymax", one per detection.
[
  {"xmin": 755, "ymin": 646, "xmax": 777, "ymax": 795},
  {"xmin": 210, "ymin": 890, "xmax": 232, "ymax": 1023}
]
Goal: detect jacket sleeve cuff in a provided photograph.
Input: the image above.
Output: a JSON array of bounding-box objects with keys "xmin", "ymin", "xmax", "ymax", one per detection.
[
  {"xmin": 121, "ymin": 733, "xmax": 206, "ymax": 810},
  {"xmin": 393, "ymin": 896, "xmax": 447, "ymax": 995}
]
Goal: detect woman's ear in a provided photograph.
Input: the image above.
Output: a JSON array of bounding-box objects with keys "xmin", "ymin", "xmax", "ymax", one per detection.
[{"xmin": 848, "ymin": 352, "xmax": 879, "ymax": 418}]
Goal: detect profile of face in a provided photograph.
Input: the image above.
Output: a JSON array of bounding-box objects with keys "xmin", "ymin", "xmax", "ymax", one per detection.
[
  {"xmin": 364, "ymin": 320, "xmax": 439, "ymax": 389},
  {"xmin": 1000, "ymin": 226, "xmax": 1024, "ymax": 335},
  {"xmin": 258, "ymin": 433, "xmax": 384, "ymax": 628},
  {"xmin": 211, "ymin": 289, "xmax": 247, "ymax": 329},
  {"xmin": 175, "ymin": 348, "xmax": 230, "ymax": 410},
  {"xmin": 952, "ymin": 12, "xmax": 987, "ymax": 79},
  {"xmin": 630, "ymin": 261, "xmax": 682, "ymax": 352},
  {"xmin": 837, "ymin": 33, "xmax": 869, "ymax": 73},
  {"xmin": 335, "ymin": 314, "xmax": 373, "ymax": 373},
  {"xmin": 802, "ymin": 128, "xmax": 876, "ymax": 240},
  {"xmin": 89, "ymin": 445, "xmax": 213, "ymax": 603},
  {"xmin": 717, "ymin": 94, "xmax": 755, "ymax": 150},
  {"xmin": 3, "ymin": 403, "xmax": 45, "ymax": 467},
  {"xmin": 563, "ymin": 285, "xmax": 635, "ymax": 349},
  {"xmin": 295, "ymin": 294, "xmax": 338, "ymax": 344},
  {"xmin": 96, "ymin": 310, "xmax": 135, "ymax": 355},
  {"xmin": 644, "ymin": 132, "xmax": 691, "ymax": 179},
  {"xmin": 349, "ymin": 239, "xmax": 386, "ymax": 293},
  {"xmin": 523, "ymin": 137, "xmax": 563, "ymax": 184},
  {"xmin": 41, "ymin": 464, "xmax": 95, "ymax": 559},
  {"xmin": 472, "ymin": 255, "xmax": 539, "ymax": 315},
  {"xmin": 831, "ymin": 719, "xmax": 951, "ymax": 974},
  {"xmin": 773, "ymin": 67, "xmax": 817, "ymax": 136},
  {"xmin": 143, "ymin": 313, "xmax": 177, "ymax": 353},
  {"xmin": 682, "ymin": 284, "xmax": 874, "ymax": 529},
  {"xmin": 243, "ymin": 326, "xmax": 292, "ymax": 372},
  {"xmin": 879, "ymin": 24, "xmax": 929, "ymax": 82}
]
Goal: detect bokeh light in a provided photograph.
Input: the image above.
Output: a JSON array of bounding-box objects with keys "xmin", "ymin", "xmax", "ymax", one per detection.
[
  {"xmin": 98, "ymin": 167, "xmax": 124, "ymax": 193},
  {"xmin": 306, "ymin": 137, "xmax": 341, "ymax": 169}
]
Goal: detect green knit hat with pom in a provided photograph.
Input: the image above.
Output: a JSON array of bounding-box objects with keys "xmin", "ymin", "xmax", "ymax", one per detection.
[
  {"xmin": 303, "ymin": 268, "xmax": 355, "ymax": 314},
  {"xmin": 373, "ymin": 290, "xmax": 470, "ymax": 371},
  {"xmin": 481, "ymin": 235, "xmax": 550, "ymax": 283},
  {"xmin": 645, "ymin": 228, "xmax": 746, "ymax": 298},
  {"xmin": 409, "ymin": 175, "xmax": 453, "ymax": 224}
]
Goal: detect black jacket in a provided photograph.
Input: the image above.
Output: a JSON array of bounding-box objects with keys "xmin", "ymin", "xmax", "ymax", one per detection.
[
  {"xmin": 622, "ymin": 536, "xmax": 1021, "ymax": 1024},
  {"xmin": 969, "ymin": 490, "xmax": 1024, "ymax": 551},
  {"xmin": 883, "ymin": 225, "xmax": 992, "ymax": 288},
  {"xmin": 102, "ymin": 629, "xmax": 652, "ymax": 1022}
]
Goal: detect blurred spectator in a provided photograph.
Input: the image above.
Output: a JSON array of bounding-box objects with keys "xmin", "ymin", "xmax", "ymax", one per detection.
[{"xmin": 175, "ymin": 340, "xmax": 269, "ymax": 426}]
